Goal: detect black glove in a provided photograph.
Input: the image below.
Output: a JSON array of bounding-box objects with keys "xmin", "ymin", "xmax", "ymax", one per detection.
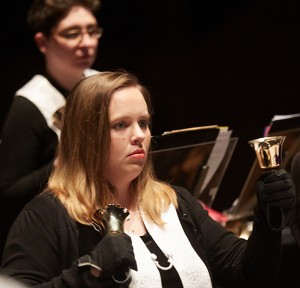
[
  {"xmin": 78, "ymin": 232, "xmax": 137, "ymax": 282},
  {"xmin": 255, "ymin": 169, "xmax": 296, "ymax": 230}
]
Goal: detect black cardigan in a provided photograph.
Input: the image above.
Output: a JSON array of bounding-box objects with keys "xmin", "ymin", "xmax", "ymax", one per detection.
[{"xmin": 0, "ymin": 186, "xmax": 282, "ymax": 288}]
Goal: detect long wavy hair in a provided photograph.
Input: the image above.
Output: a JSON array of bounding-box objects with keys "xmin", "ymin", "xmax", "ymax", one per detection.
[{"xmin": 47, "ymin": 71, "xmax": 177, "ymax": 226}]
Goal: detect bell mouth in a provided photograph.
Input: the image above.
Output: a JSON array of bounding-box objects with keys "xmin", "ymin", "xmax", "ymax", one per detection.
[
  {"xmin": 92, "ymin": 204, "xmax": 130, "ymax": 233},
  {"xmin": 248, "ymin": 136, "xmax": 286, "ymax": 170}
]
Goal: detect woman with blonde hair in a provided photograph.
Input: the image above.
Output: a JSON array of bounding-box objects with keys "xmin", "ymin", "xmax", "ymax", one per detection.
[{"xmin": 1, "ymin": 71, "xmax": 296, "ymax": 288}]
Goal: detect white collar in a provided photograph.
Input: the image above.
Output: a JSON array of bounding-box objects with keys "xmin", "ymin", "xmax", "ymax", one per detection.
[{"xmin": 126, "ymin": 204, "xmax": 212, "ymax": 288}]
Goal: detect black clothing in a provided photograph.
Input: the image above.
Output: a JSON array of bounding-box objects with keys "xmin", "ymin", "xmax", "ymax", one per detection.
[
  {"xmin": 0, "ymin": 73, "xmax": 67, "ymax": 202},
  {"xmin": 0, "ymin": 70, "xmax": 97, "ymax": 259},
  {"xmin": 290, "ymin": 150, "xmax": 300, "ymax": 246},
  {"xmin": 0, "ymin": 96, "xmax": 57, "ymax": 200},
  {"xmin": 0, "ymin": 96, "xmax": 57, "ymax": 260},
  {"xmin": 1, "ymin": 186, "xmax": 282, "ymax": 288}
]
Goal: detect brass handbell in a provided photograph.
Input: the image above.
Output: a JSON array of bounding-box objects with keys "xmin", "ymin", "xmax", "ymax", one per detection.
[
  {"xmin": 92, "ymin": 204, "xmax": 131, "ymax": 287},
  {"xmin": 92, "ymin": 204, "xmax": 130, "ymax": 233},
  {"xmin": 248, "ymin": 136, "xmax": 286, "ymax": 170},
  {"xmin": 248, "ymin": 136, "xmax": 286, "ymax": 230}
]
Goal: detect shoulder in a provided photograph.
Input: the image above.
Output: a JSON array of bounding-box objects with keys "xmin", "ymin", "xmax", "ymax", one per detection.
[
  {"xmin": 3, "ymin": 193, "xmax": 79, "ymax": 274},
  {"xmin": 3, "ymin": 95, "xmax": 46, "ymax": 131},
  {"xmin": 2, "ymin": 95, "xmax": 54, "ymax": 138},
  {"xmin": 18, "ymin": 193, "xmax": 73, "ymax": 228},
  {"xmin": 8, "ymin": 96, "xmax": 42, "ymax": 116},
  {"xmin": 172, "ymin": 185, "xmax": 200, "ymax": 204},
  {"xmin": 27, "ymin": 192, "xmax": 59, "ymax": 206},
  {"xmin": 25, "ymin": 193, "xmax": 66, "ymax": 215},
  {"xmin": 172, "ymin": 185, "xmax": 191, "ymax": 195},
  {"xmin": 172, "ymin": 185, "xmax": 207, "ymax": 215},
  {"xmin": 6, "ymin": 193, "xmax": 77, "ymax": 243}
]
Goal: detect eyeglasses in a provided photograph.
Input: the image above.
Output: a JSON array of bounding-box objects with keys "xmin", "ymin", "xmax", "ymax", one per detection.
[{"xmin": 57, "ymin": 26, "xmax": 103, "ymax": 42}]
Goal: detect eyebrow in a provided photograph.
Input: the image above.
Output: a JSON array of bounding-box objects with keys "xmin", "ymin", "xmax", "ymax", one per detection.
[
  {"xmin": 110, "ymin": 113, "xmax": 150, "ymax": 122},
  {"xmin": 59, "ymin": 24, "xmax": 99, "ymax": 32}
]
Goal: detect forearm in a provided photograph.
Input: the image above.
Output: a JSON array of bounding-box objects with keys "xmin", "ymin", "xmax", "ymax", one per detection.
[{"xmin": 242, "ymin": 219, "xmax": 282, "ymax": 288}]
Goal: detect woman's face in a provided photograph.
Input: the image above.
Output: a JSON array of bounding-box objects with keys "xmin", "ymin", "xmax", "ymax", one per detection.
[
  {"xmin": 105, "ymin": 86, "xmax": 151, "ymax": 186},
  {"xmin": 40, "ymin": 6, "xmax": 100, "ymax": 73}
]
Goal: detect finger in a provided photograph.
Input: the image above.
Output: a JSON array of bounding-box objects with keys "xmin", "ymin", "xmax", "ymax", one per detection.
[
  {"xmin": 261, "ymin": 191, "xmax": 294, "ymax": 202},
  {"xmin": 128, "ymin": 258, "xmax": 137, "ymax": 271},
  {"xmin": 263, "ymin": 169, "xmax": 290, "ymax": 183},
  {"xmin": 267, "ymin": 197, "xmax": 296, "ymax": 209},
  {"xmin": 122, "ymin": 248, "xmax": 137, "ymax": 271},
  {"xmin": 260, "ymin": 180, "xmax": 293, "ymax": 195}
]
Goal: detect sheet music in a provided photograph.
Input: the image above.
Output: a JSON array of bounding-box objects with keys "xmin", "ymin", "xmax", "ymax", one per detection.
[
  {"xmin": 271, "ymin": 113, "xmax": 300, "ymax": 122},
  {"xmin": 151, "ymin": 125, "xmax": 235, "ymax": 207},
  {"xmin": 197, "ymin": 129, "xmax": 233, "ymax": 195},
  {"xmin": 264, "ymin": 113, "xmax": 300, "ymax": 136},
  {"xmin": 161, "ymin": 125, "xmax": 219, "ymax": 135}
]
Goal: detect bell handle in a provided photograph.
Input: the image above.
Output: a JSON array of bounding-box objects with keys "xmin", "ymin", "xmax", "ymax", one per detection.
[
  {"xmin": 266, "ymin": 205, "xmax": 286, "ymax": 231},
  {"xmin": 262, "ymin": 170, "xmax": 287, "ymax": 231}
]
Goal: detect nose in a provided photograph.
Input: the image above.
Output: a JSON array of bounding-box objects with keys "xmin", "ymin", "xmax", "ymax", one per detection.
[{"xmin": 131, "ymin": 124, "xmax": 145, "ymax": 145}]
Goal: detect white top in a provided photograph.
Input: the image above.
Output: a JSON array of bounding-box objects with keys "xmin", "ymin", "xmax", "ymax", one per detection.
[
  {"xmin": 15, "ymin": 69, "xmax": 99, "ymax": 137},
  {"xmin": 126, "ymin": 204, "xmax": 212, "ymax": 288}
]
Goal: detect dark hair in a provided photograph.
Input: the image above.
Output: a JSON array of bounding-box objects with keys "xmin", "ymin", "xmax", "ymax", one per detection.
[{"xmin": 27, "ymin": 0, "xmax": 101, "ymax": 36}]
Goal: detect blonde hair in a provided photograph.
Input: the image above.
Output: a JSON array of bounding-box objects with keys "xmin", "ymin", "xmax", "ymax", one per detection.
[{"xmin": 47, "ymin": 71, "xmax": 177, "ymax": 226}]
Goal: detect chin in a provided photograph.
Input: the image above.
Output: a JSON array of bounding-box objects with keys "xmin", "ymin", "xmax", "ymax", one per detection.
[
  {"xmin": 128, "ymin": 167, "xmax": 144, "ymax": 179},
  {"xmin": 76, "ymin": 63, "xmax": 91, "ymax": 70},
  {"xmin": 76, "ymin": 58, "xmax": 94, "ymax": 69}
]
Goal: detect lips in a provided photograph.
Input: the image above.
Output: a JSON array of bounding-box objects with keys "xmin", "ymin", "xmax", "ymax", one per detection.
[
  {"xmin": 77, "ymin": 56, "xmax": 93, "ymax": 63},
  {"xmin": 128, "ymin": 149, "xmax": 145, "ymax": 159},
  {"xmin": 79, "ymin": 54, "xmax": 93, "ymax": 59}
]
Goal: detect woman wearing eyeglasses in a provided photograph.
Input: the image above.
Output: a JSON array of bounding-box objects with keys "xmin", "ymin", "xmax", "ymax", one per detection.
[{"xmin": 0, "ymin": 0, "xmax": 102, "ymax": 258}]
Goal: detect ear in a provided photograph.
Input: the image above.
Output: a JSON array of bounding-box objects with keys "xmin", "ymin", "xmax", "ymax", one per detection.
[{"xmin": 34, "ymin": 32, "xmax": 48, "ymax": 54}]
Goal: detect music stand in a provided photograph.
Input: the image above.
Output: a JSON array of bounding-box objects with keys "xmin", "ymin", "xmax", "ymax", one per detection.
[{"xmin": 151, "ymin": 126, "xmax": 237, "ymax": 207}]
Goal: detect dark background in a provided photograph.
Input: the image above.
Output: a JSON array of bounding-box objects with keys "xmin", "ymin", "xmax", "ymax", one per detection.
[{"xmin": 1, "ymin": 0, "xmax": 300, "ymax": 212}]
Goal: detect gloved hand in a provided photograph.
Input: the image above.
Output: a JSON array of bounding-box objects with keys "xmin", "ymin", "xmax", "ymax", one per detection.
[
  {"xmin": 255, "ymin": 169, "xmax": 296, "ymax": 230},
  {"xmin": 78, "ymin": 232, "xmax": 137, "ymax": 281}
]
